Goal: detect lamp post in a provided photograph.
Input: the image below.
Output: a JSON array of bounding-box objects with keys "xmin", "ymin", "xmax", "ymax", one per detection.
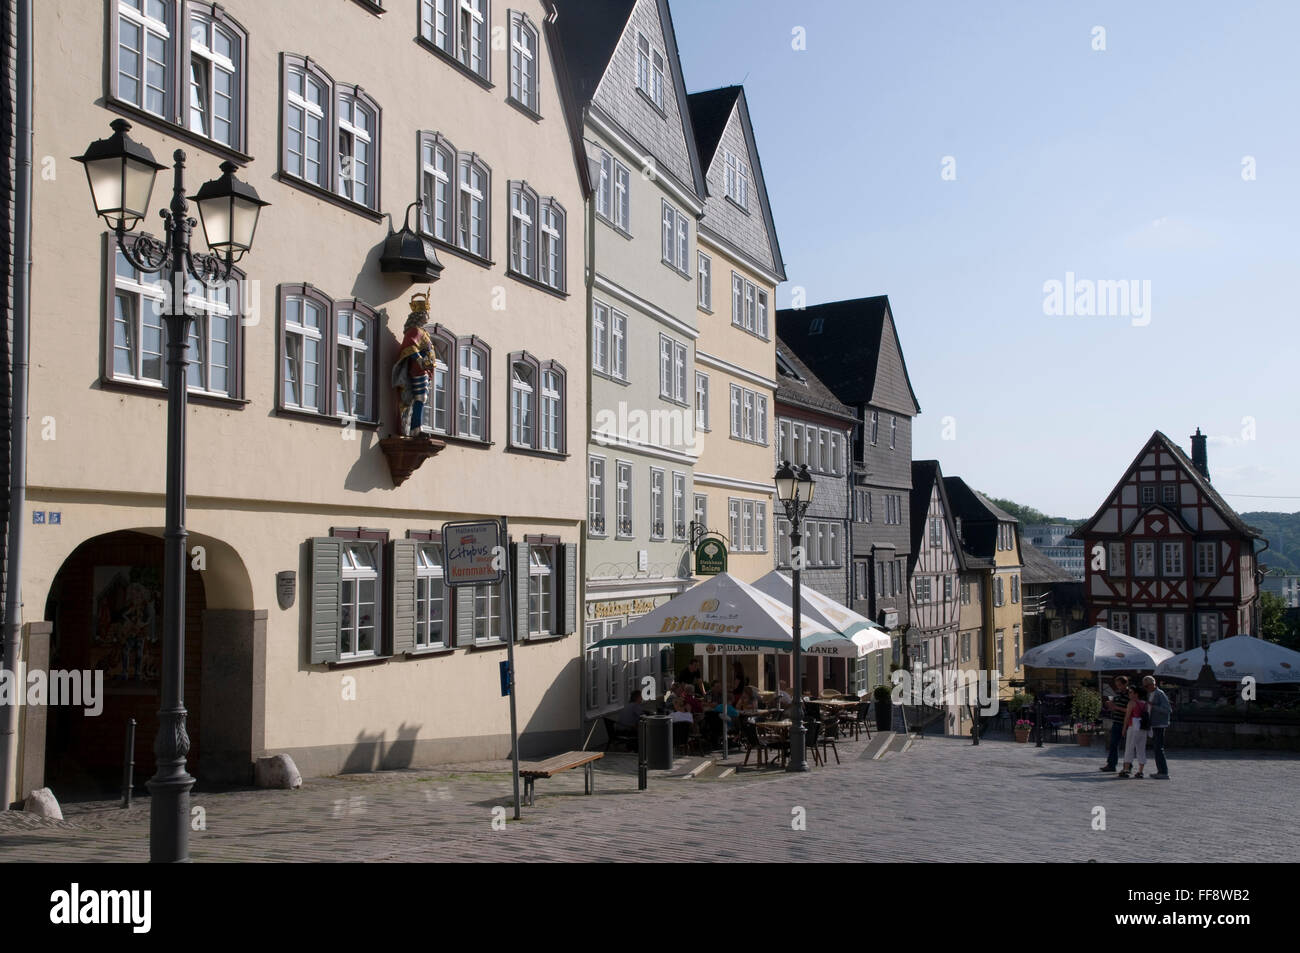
[
  {"xmin": 775, "ymin": 460, "xmax": 815, "ymax": 772},
  {"xmin": 75, "ymin": 120, "xmax": 267, "ymax": 862}
]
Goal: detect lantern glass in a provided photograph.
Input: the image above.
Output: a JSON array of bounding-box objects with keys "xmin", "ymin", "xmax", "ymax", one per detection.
[
  {"xmin": 75, "ymin": 120, "xmax": 161, "ymax": 231},
  {"xmin": 797, "ymin": 465, "xmax": 816, "ymax": 504},
  {"xmin": 774, "ymin": 461, "xmax": 797, "ymax": 506},
  {"xmin": 192, "ymin": 161, "xmax": 267, "ymax": 259}
]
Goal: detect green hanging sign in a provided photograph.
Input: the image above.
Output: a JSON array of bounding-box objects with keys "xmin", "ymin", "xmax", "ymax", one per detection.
[{"xmin": 695, "ymin": 536, "xmax": 728, "ymax": 575}]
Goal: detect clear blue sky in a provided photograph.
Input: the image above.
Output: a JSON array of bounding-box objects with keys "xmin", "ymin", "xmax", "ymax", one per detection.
[{"xmin": 673, "ymin": 0, "xmax": 1300, "ymax": 519}]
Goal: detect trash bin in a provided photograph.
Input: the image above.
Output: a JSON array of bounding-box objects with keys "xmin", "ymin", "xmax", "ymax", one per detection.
[{"xmin": 642, "ymin": 714, "xmax": 673, "ymax": 770}]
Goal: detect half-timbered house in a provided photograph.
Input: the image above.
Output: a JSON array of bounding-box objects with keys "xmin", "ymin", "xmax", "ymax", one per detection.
[{"xmin": 908, "ymin": 461, "xmax": 962, "ymax": 732}]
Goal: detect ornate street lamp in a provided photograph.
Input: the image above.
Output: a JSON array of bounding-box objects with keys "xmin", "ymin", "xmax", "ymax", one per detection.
[
  {"xmin": 74, "ymin": 120, "xmax": 267, "ymax": 863},
  {"xmin": 775, "ymin": 460, "xmax": 815, "ymax": 772}
]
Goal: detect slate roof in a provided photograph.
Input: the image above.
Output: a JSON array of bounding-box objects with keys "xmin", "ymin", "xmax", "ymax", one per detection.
[
  {"xmin": 909, "ymin": 460, "xmax": 960, "ymax": 574},
  {"xmin": 1020, "ymin": 539, "xmax": 1075, "ymax": 585},
  {"xmin": 548, "ymin": 0, "xmax": 637, "ymax": 107},
  {"xmin": 943, "ymin": 475, "xmax": 1019, "ymax": 566},
  {"xmin": 1071, "ymin": 430, "xmax": 1262, "ymax": 539},
  {"xmin": 775, "ymin": 296, "xmax": 920, "ymax": 414},
  {"xmin": 685, "ymin": 86, "xmax": 739, "ymax": 170},
  {"xmin": 774, "ymin": 337, "xmax": 856, "ymax": 424}
]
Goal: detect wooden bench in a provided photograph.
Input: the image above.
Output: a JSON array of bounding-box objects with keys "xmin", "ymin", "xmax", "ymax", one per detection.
[{"xmin": 518, "ymin": 750, "xmax": 605, "ymax": 806}]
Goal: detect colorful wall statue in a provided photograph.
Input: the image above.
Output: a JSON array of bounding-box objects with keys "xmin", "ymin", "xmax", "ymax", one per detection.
[{"xmin": 391, "ymin": 289, "xmax": 438, "ymax": 436}]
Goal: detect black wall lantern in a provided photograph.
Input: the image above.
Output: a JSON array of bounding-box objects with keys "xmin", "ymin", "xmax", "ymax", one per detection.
[{"xmin": 380, "ymin": 199, "xmax": 444, "ymax": 282}]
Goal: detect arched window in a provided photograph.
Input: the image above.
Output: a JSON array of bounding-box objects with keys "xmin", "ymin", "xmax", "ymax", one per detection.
[
  {"xmin": 540, "ymin": 199, "xmax": 565, "ymax": 291},
  {"xmin": 456, "ymin": 337, "xmax": 489, "ymax": 440},
  {"xmin": 509, "ymin": 181, "xmax": 538, "ymax": 278},
  {"xmin": 335, "ymin": 300, "xmax": 377, "ymax": 420},
  {"xmin": 426, "ymin": 325, "xmax": 455, "ymax": 435},
  {"xmin": 511, "ymin": 358, "xmax": 535, "ymax": 448}
]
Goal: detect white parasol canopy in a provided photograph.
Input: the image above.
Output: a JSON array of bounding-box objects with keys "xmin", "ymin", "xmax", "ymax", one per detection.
[
  {"xmin": 750, "ymin": 571, "xmax": 890, "ymax": 658},
  {"xmin": 1017, "ymin": 624, "xmax": 1174, "ymax": 671},
  {"xmin": 1154, "ymin": 635, "xmax": 1300, "ymax": 684}
]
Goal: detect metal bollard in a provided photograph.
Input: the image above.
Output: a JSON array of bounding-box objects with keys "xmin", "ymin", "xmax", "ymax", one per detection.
[
  {"xmin": 1035, "ymin": 702, "xmax": 1044, "ymax": 748},
  {"xmin": 637, "ymin": 715, "xmax": 647, "ymax": 791},
  {"xmin": 121, "ymin": 717, "xmax": 136, "ymax": 808}
]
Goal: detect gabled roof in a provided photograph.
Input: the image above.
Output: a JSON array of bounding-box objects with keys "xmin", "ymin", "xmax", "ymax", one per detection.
[
  {"xmin": 943, "ymin": 475, "xmax": 1017, "ymax": 564},
  {"xmin": 909, "ymin": 460, "xmax": 953, "ymax": 573},
  {"xmin": 551, "ymin": 0, "xmax": 707, "ymax": 202},
  {"xmin": 774, "ymin": 337, "xmax": 856, "ymax": 424},
  {"xmin": 1072, "ymin": 430, "xmax": 1262, "ymax": 539},
  {"xmin": 1020, "ymin": 540, "xmax": 1075, "ymax": 585},
  {"xmin": 775, "ymin": 296, "xmax": 920, "ymax": 414}
]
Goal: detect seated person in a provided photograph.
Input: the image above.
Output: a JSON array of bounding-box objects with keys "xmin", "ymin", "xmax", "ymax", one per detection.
[
  {"xmin": 681, "ymin": 684, "xmax": 703, "ymax": 714},
  {"xmin": 616, "ymin": 690, "xmax": 644, "ymax": 729},
  {"xmin": 775, "ymin": 682, "xmax": 793, "ymax": 706},
  {"xmin": 738, "ymin": 685, "xmax": 762, "ymax": 712},
  {"xmin": 669, "ymin": 697, "xmax": 694, "ymax": 724},
  {"xmin": 713, "ymin": 697, "xmax": 739, "ymax": 720}
]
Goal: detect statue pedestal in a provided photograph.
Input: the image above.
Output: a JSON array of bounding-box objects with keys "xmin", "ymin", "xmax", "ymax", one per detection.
[{"xmin": 379, "ymin": 435, "xmax": 446, "ymax": 486}]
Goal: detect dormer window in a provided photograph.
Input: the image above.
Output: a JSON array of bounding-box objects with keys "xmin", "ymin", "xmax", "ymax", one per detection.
[
  {"xmin": 724, "ymin": 148, "xmax": 749, "ymax": 208},
  {"xmin": 636, "ymin": 32, "xmax": 665, "ymax": 110}
]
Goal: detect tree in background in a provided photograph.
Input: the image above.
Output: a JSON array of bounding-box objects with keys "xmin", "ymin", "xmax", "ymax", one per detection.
[{"xmin": 1260, "ymin": 591, "xmax": 1299, "ymax": 651}]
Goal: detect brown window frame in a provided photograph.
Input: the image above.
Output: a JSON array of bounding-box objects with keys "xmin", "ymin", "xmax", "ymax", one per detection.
[{"xmin": 277, "ymin": 284, "xmax": 381, "ymax": 425}]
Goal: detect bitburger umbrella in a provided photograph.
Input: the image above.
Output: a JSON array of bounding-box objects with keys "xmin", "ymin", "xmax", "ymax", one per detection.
[
  {"xmin": 1017, "ymin": 624, "xmax": 1175, "ymax": 672},
  {"xmin": 1155, "ymin": 634, "xmax": 1300, "ymax": 684}
]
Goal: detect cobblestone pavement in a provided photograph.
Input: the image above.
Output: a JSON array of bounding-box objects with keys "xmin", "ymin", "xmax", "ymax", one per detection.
[{"xmin": 2, "ymin": 735, "xmax": 1295, "ymax": 862}]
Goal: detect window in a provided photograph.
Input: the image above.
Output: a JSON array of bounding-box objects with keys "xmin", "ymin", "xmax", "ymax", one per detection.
[
  {"xmin": 730, "ymin": 500, "xmax": 741, "ymax": 553},
  {"xmin": 1110, "ymin": 611, "xmax": 1130, "ymax": 635},
  {"xmin": 340, "ymin": 541, "xmax": 380, "ymax": 658},
  {"xmin": 109, "ymin": 241, "xmax": 243, "ymax": 398},
  {"xmin": 829, "ymin": 432, "xmax": 841, "ymax": 475},
  {"xmin": 1013, "ymin": 626, "xmax": 1021, "ymax": 667},
  {"xmin": 472, "ymin": 580, "xmax": 503, "ymax": 642},
  {"xmin": 420, "ymin": 134, "xmax": 492, "ymax": 259},
  {"xmin": 527, "ymin": 545, "xmax": 554, "ymax": 637},
  {"xmin": 742, "ymin": 501, "xmax": 754, "ymax": 552},
  {"xmin": 1141, "ymin": 485, "xmax": 1156, "ymax": 504},
  {"xmin": 728, "ymin": 385, "xmax": 768, "ymax": 444},
  {"xmin": 113, "ymin": 2, "xmax": 247, "ymax": 151},
  {"xmin": 930, "ymin": 517, "xmax": 943, "ymax": 548},
  {"xmin": 588, "ymin": 456, "xmax": 606, "ymax": 536},
  {"xmin": 1133, "ymin": 541, "xmax": 1155, "ymax": 577},
  {"xmin": 592, "ymin": 302, "xmax": 608, "ymax": 375},
  {"xmin": 698, "ymin": 253, "xmax": 712, "ymax": 310},
  {"xmin": 616, "ymin": 461, "xmax": 633, "ymax": 537},
  {"xmin": 661, "ymin": 201, "xmax": 690, "ymax": 274},
  {"xmin": 996, "ymin": 634, "xmax": 1004, "ymax": 676},
  {"xmin": 508, "ymin": 11, "xmax": 539, "ymax": 113},
  {"xmin": 694, "ymin": 494, "xmax": 707, "ymax": 533},
  {"xmin": 594, "ymin": 148, "xmax": 631, "ymax": 232},
  {"xmin": 870, "ymin": 410, "xmax": 879, "ymax": 446},
  {"xmin": 889, "ymin": 416, "xmax": 897, "ymax": 450},
  {"xmin": 994, "ymin": 577, "xmax": 1005, "ymax": 607},
  {"xmin": 777, "ymin": 519, "xmax": 791, "ymax": 567},
  {"xmin": 1136, "ymin": 613, "xmax": 1158, "ymax": 645},
  {"xmin": 1011, "ymin": 575, "xmax": 1020, "ymax": 604},
  {"xmin": 695, "ymin": 372, "xmax": 710, "ymax": 430},
  {"xmin": 507, "ymin": 184, "xmax": 565, "ymax": 291},
  {"xmin": 915, "ymin": 577, "xmax": 931, "ymax": 603},
  {"xmin": 636, "ymin": 31, "xmax": 665, "ymax": 109},
  {"xmin": 724, "ymin": 148, "xmax": 749, "ymax": 208},
  {"xmin": 860, "ymin": 490, "xmax": 872, "ymax": 523},
  {"xmin": 593, "ymin": 302, "xmax": 627, "ymax": 380},
  {"xmin": 943, "ymin": 575, "xmax": 953, "ymax": 601},
  {"xmin": 420, "ymin": 0, "xmax": 489, "ymax": 80},
  {"xmin": 1161, "ymin": 541, "xmax": 1184, "ymax": 576},
  {"xmin": 279, "ymin": 285, "xmax": 378, "ymax": 422},
  {"xmin": 960, "ymin": 632, "xmax": 971, "ymax": 662},
  {"xmin": 1162, "ymin": 484, "xmax": 1177, "ymax": 504},
  {"xmin": 960, "ymin": 581, "xmax": 970, "ymax": 606},
  {"xmin": 1107, "ymin": 541, "xmax": 1127, "ymax": 577},
  {"xmin": 456, "ymin": 339, "xmax": 489, "ymax": 439},
  {"xmin": 1197, "ymin": 612, "xmax": 1219, "ymax": 646},
  {"xmin": 1196, "ymin": 541, "xmax": 1217, "ymax": 577},
  {"xmin": 509, "ymin": 181, "xmax": 535, "ymax": 277},
  {"xmin": 650, "ymin": 469, "xmax": 665, "ymax": 539},
  {"xmin": 1165, "ymin": 614, "xmax": 1186, "ymax": 652},
  {"xmin": 282, "ymin": 56, "xmax": 380, "ymax": 211},
  {"xmin": 730, "ymin": 273, "xmax": 769, "ymax": 338},
  {"xmin": 415, "ymin": 542, "xmax": 446, "ymax": 649},
  {"xmin": 659, "ymin": 335, "xmax": 687, "ymax": 403},
  {"xmin": 672, "ymin": 472, "xmax": 687, "ymax": 540}
]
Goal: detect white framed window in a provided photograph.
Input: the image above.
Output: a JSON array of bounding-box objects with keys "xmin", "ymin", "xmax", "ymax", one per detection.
[
  {"xmin": 336, "ymin": 91, "xmax": 375, "ymax": 207},
  {"xmin": 661, "ymin": 201, "xmax": 690, "ymax": 274},
  {"xmin": 741, "ymin": 500, "xmax": 755, "ymax": 552},
  {"xmin": 419, "ymin": 132, "xmax": 490, "ymax": 257},
  {"xmin": 658, "ymin": 335, "xmax": 687, "ymax": 402},
  {"xmin": 540, "ymin": 201, "xmax": 564, "ymax": 291},
  {"xmin": 1133, "ymin": 541, "xmax": 1155, "ymax": 577},
  {"xmin": 339, "ymin": 541, "xmax": 380, "ymax": 658},
  {"xmin": 1141, "ymin": 485, "xmax": 1156, "ymax": 504},
  {"xmin": 614, "ymin": 163, "xmax": 630, "ymax": 231},
  {"xmin": 588, "ymin": 456, "xmax": 606, "ymax": 536},
  {"xmin": 528, "ymin": 545, "xmax": 554, "ymax": 637},
  {"xmin": 457, "ymin": 341, "xmax": 487, "ymax": 439},
  {"xmin": 611, "ymin": 309, "xmax": 627, "ymax": 380},
  {"xmin": 695, "ymin": 372, "xmax": 709, "ymax": 430},
  {"xmin": 282, "ymin": 291, "xmax": 324, "ymax": 412},
  {"xmin": 421, "ymin": 135, "xmax": 453, "ymax": 241},
  {"xmin": 1111, "ymin": 611, "xmax": 1130, "ymax": 635},
  {"xmin": 187, "ymin": 8, "xmax": 240, "ymax": 147},
  {"xmin": 592, "ymin": 301, "xmax": 608, "ymax": 374},
  {"xmin": 698, "ymin": 252, "xmax": 712, "ymax": 310},
  {"xmin": 728, "ymin": 384, "xmax": 767, "ymax": 444},
  {"xmin": 457, "ymin": 153, "xmax": 489, "ymax": 257},
  {"xmin": 335, "ymin": 307, "xmax": 373, "ymax": 420},
  {"xmin": 616, "ymin": 461, "xmax": 633, "ymax": 537},
  {"xmin": 916, "ymin": 577, "xmax": 931, "ymax": 603},
  {"xmin": 1136, "ymin": 613, "xmax": 1158, "ymax": 644},
  {"xmin": 889, "ymin": 415, "xmax": 897, "ymax": 450},
  {"xmin": 509, "ymin": 180, "xmax": 537, "ymax": 278},
  {"xmin": 778, "ymin": 418, "xmax": 790, "ymax": 462},
  {"xmin": 757, "ymin": 503, "xmax": 767, "ymax": 553},
  {"xmin": 1011, "ymin": 574, "xmax": 1020, "ymax": 604},
  {"xmin": 1164, "ymin": 614, "xmax": 1186, "ymax": 652},
  {"xmin": 636, "ymin": 31, "xmax": 665, "ymax": 109},
  {"xmin": 650, "ymin": 468, "xmax": 666, "ymax": 539},
  {"xmin": 756, "ymin": 290, "xmax": 768, "ymax": 338},
  {"xmin": 776, "ymin": 518, "xmax": 791, "ymax": 567},
  {"xmin": 694, "ymin": 493, "xmax": 707, "ymax": 532},
  {"xmin": 285, "ymin": 63, "xmax": 327, "ymax": 187},
  {"xmin": 870, "ymin": 410, "xmax": 879, "ymax": 446},
  {"xmin": 728, "ymin": 499, "xmax": 741, "ymax": 552},
  {"xmin": 724, "ymin": 148, "xmax": 749, "ymax": 208},
  {"xmin": 415, "ymin": 542, "xmax": 446, "ymax": 649},
  {"xmin": 510, "ymin": 360, "xmax": 535, "ymax": 447},
  {"xmin": 826, "ymin": 521, "xmax": 837, "ymax": 564},
  {"xmin": 509, "ymin": 11, "xmax": 539, "ymax": 113},
  {"xmin": 1162, "ymin": 484, "xmax": 1177, "ymax": 504},
  {"xmin": 1197, "ymin": 612, "xmax": 1219, "ymax": 646},
  {"xmin": 421, "ymin": 0, "xmax": 489, "ymax": 79},
  {"xmin": 672, "ymin": 472, "xmax": 687, "ymax": 541},
  {"xmin": 1161, "ymin": 541, "xmax": 1184, "ymax": 576},
  {"xmin": 509, "ymin": 186, "xmax": 566, "ymax": 291},
  {"xmin": 472, "ymin": 580, "xmax": 503, "ymax": 643},
  {"xmin": 1108, "ymin": 541, "xmax": 1127, "ymax": 577},
  {"xmin": 1196, "ymin": 541, "xmax": 1217, "ymax": 577},
  {"xmin": 541, "ymin": 366, "xmax": 562, "ymax": 452},
  {"xmin": 283, "ymin": 58, "xmax": 380, "ymax": 211},
  {"xmin": 994, "ymin": 577, "xmax": 1005, "ymax": 607}
]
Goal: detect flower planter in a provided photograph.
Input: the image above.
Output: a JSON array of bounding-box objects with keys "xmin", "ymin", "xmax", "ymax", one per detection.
[
  {"xmin": 1076, "ymin": 731, "xmax": 1093, "ymax": 746},
  {"xmin": 1014, "ymin": 728, "xmax": 1031, "ymax": 743}
]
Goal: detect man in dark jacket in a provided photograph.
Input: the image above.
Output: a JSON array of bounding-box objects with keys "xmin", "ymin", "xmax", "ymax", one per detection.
[
  {"xmin": 1143, "ymin": 675, "xmax": 1172, "ymax": 778},
  {"xmin": 1100, "ymin": 675, "xmax": 1130, "ymax": 772}
]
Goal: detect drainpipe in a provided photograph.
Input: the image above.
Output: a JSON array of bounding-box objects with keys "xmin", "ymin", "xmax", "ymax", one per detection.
[{"xmin": 1, "ymin": 0, "xmax": 33, "ymax": 810}]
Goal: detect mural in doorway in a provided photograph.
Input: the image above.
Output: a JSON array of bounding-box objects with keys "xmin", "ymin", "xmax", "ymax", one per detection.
[{"xmin": 91, "ymin": 566, "xmax": 162, "ymax": 686}]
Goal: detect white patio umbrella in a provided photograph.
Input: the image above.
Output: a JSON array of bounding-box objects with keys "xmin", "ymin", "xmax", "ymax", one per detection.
[
  {"xmin": 1155, "ymin": 635, "xmax": 1300, "ymax": 684},
  {"xmin": 1017, "ymin": 624, "xmax": 1174, "ymax": 672},
  {"xmin": 592, "ymin": 572, "xmax": 836, "ymax": 760},
  {"xmin": 751, "ymin": 571, "xmax": 890, "ymax": 669}
]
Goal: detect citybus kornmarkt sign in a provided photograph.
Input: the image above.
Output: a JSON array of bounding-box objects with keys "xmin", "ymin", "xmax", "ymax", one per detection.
[
  {"xmin": 441, "ymin": 519, "xmax": 505, "ymax": 587},
  {"xmin": 695, "ymin": 536, "xmax": 727, "ymax": 575}
]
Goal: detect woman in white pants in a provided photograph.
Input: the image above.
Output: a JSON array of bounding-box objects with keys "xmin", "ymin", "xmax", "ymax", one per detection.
[{"xmin": 1120, "ymin": 685, "xmax": 1151, "ymax": 778}]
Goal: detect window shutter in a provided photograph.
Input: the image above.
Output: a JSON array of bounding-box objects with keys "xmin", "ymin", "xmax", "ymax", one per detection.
[
  {"xmin": 455, "ymin": 585, "xmax": 475, "ymax": 646},
  {"xmin": 390, "ymin": 539, "xmax": 416, "ymax": 655},
  {"xmin": 562, "ymin": 542, "xmax": 578, "ymax": 634},
  {"xmin": 310, "ymin": 537, "xmax": 342, "ymax": 664},
  {"xmin": 514, "ymin": 540, "xmax": 530, "ymax": 640}
]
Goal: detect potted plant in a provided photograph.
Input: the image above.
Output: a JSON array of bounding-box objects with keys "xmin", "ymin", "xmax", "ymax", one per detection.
[
  {"xmin": 1009, "ymin": 691, "xmax": 1035, "ymax": 714},
  {"xmin": 1013, "ymin": 718, "xmax": 1034, "ymax": 743},
  {"xmin": 1071, "ymin": 687, "xmax": 1102, "ymax": 745},
  {"xmin": 873, "ymin": 684, "xmax": 894, "ymax": 732}
]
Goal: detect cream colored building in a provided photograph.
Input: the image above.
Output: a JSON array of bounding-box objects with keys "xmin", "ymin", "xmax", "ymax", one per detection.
[{"xmin": 9, "ymin": 0, "xmax": 590, "ymax": 796}]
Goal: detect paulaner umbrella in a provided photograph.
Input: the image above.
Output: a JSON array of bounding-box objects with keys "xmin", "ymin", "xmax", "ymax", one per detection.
[
  {"xmin": 1017, "ymin": 624, "xmax": 1174, "ymax": 672},
  {"xmin": 1155, "ymin": 635, "xmax": 1300, "ymax": 684}
]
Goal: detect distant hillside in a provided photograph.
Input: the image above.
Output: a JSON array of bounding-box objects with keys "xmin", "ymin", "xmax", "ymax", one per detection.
[
  {"xmin": 981, "ymin": 495, "xmax": 1083, "ymax": 527},
  {"xmin": 1242, "ymin": 512, "xmax": 1300, "ymax": 574}
]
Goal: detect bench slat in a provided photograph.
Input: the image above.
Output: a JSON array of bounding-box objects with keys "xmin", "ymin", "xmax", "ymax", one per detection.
[{"xmin": 518, "ymin": 750, "xmax": 604, "ymax": 778}]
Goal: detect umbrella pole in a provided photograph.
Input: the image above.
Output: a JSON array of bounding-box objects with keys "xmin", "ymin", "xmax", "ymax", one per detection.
[{"xmin": 722, "ymin": 645, "xmax": 729, "ymax": 761}]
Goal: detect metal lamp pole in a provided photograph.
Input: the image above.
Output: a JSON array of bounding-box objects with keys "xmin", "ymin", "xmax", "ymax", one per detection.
[
  {"xmin": 76, "ymin": 120, "xmax": 266, "ymax": 861},
  {"xmin": 776, "ymin": 461, "xmax": 814, "ymax": 773}
]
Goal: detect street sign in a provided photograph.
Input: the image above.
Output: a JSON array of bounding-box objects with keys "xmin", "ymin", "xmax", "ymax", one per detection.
[
  {"xmin": 441, "ymin": 519, "xmax": 504, "ymax": 587},
  {"xmin": 695, "ymin": 536, "xmax": 727, "ymax": 575},
  {"xmin": 499, "ymin": 660, "xmax": 512, "ymax": 697}
]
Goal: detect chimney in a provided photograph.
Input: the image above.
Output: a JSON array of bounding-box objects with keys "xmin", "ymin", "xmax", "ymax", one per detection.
[{"xmin": 1190, "ymin": 427, "xmax": 1210, "ymax": 482}]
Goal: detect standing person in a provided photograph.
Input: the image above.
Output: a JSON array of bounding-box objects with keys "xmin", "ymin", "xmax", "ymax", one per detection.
[
  {"xmin": 731, "ymin": 660, "xmax": 747, "ymax": 704},
  {"xmin": 1144, "ymin": 675, "xmax": 1172, "ymax": 779},
  {"xmin": 1120, "ymin": 683, "xmax": 1150, "ymax": 778},
  {"xmin": 1100, "ymin": 675, "xmax": 1130, "ymax": 772},
  {"xmin": 677, "ymin": 658, "xmax": 704, "ymax": 693}
]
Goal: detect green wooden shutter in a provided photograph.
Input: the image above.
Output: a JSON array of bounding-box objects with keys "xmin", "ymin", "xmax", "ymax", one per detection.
[
  {"xmin": 391, "ymin": 539, "xmax": 417, "ymax": 655},
  {"xmin": 310, "ymin": 537, "xmax": 342, "ymax": 664},
  {"xmin": 455, "ymin": 585, "xmax": 476, "ymax": 646},
  {"xmin": 561, "ymin": 542, "xmax": 578, "ymax": 635},
  {"xmin": 514, "ymin": 540, "xmax": 530, "ymax": 640}
]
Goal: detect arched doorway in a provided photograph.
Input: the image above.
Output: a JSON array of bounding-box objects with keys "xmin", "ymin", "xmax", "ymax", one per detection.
[{"xmin": 42, "ymin": 530, "xmax": 206, "ymax": 798}]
